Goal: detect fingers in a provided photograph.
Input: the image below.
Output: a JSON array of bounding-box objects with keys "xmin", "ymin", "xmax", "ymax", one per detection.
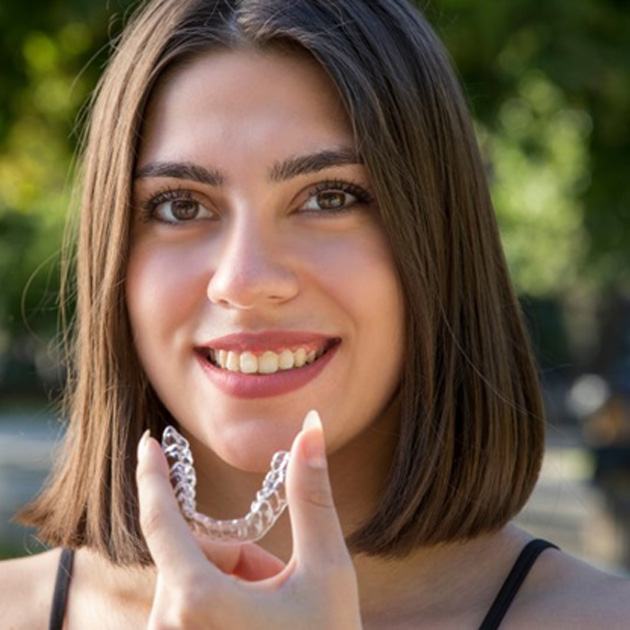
[
  {"xmin": 136, "ymin": 431, "xmax": 210, "ymax": 579},
  {"xmin": 194, "ymin": 534, "xmax": 286, "ymax": 581},
  {"xmin": 286, "ymin": 410, "xmax": 351, "ymax": 572},
  {"xmin": 137, "ymin": 414, "xmax": 350, "ymax": 590},
  {"xmin": 231, "ymin": 543, "xmax": 286, "ymax": 581},
  {"xmin": 234, "ymin": 543, "xmax": 286, "ymax": 582}
]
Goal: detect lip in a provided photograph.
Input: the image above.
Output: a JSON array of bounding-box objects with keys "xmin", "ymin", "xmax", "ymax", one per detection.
[
  {"xmin": 195, "ymin": 337, "xmax": 341, "ymax": 399},
  {"xmin": 197, "ymin": 330, "xmax": 338, "ymax": 353}
]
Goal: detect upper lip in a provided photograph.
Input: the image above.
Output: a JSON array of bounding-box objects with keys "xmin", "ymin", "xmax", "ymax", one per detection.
[{"xmin": 196, "ymin": 331, "xmax": 340, "ymax": 353}]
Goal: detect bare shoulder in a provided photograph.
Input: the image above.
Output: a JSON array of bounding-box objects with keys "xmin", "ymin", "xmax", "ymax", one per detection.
[
  {"xmin": 510, "ymin": 547, "xmax": 630, "ymax": 628},
  {"xmin": 0, "ymin": 548, "xmax": 61, "ymax": 630}
]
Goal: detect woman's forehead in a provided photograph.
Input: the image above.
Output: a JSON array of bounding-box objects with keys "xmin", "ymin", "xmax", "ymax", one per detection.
[{"xmin": 137, "ymin": 48, "xmax": 354, "ymax": 170}]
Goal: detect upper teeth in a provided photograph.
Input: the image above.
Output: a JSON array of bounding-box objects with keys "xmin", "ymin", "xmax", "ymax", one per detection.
[{"xmin": 208, "ymin": 347, "xmax": 325, "ymax": 374}]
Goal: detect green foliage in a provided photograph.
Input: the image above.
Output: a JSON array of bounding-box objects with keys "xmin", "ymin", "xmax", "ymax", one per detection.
[
  {"xmin": 427, "ymin": 0, "xmax": 630, "ymax": 293},
  {"xmin": 481, "ymin": 71, "xmax": 591, "ymax": 296},
  {"xmin": 0, "ymin": 1, "xmax": 121, "ymax": 343}
]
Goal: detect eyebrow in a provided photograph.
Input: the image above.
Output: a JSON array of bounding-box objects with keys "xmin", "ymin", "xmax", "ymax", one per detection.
[{"xmin": 134, "ymin": 147, "xmax": 362, "ymax": 185}]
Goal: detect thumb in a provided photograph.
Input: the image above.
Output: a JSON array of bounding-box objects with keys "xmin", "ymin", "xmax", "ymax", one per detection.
[{"xmin": 286, "ymin": 410, "xmax": 350, "ymax": 571}]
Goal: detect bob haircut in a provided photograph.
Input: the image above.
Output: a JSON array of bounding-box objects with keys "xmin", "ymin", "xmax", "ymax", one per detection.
[{"xmin": 19, "ymin": 0, "xmax": 545, "ymax": 565}]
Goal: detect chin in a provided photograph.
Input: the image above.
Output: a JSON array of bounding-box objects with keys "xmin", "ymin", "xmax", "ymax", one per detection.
[
  {"xmin": 201, "ymin": 417, "xmax": 296, "ymax": 474},
  {"xmin": 164, "ymin": 397, "xmax": 303, "ymax": 472},
  {"xmin": 215, "ymin": 448, "xmax": 279, "ymax": 474}
]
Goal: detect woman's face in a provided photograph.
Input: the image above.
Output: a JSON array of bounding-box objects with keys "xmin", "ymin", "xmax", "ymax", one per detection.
[{"xmin": 127, "ymin": 49, "xmax": 405, "ymax": 472}]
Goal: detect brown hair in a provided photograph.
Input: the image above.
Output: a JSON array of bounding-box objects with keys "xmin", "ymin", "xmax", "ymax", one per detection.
[{"xmin": 18, "ymin": 0, "xmax": 545, "ymax": 565}]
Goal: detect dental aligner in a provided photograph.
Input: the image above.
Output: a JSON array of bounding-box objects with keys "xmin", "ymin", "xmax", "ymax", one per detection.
[{"xmin": 161, "ymin": 426, "xmax": 290, "ymax": 543}]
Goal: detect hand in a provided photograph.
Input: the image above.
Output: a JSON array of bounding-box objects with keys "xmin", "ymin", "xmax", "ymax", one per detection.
[{"xmin": 136, "ymin": 410, "xmax": 363, "ymax": 629}]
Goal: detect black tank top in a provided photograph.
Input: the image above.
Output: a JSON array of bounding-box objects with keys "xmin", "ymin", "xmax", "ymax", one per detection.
[{"xmin": 48, "ymin": 538, "xmax": 558, "ymax": 629}]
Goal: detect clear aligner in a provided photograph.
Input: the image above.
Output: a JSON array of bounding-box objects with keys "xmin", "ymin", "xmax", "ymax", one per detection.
[{"xmin": 161, "ymin": 426, "xmax": 290, "ymax": 543}]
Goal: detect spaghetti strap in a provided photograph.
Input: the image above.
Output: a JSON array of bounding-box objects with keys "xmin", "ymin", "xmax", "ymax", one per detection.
[
  {"xmin": 478, "ymin": 538, "xmax": 559, "ymax": 630},
  {"xmin": 49, "ymin": 548, "xmax": 75, "ymax": 630}
]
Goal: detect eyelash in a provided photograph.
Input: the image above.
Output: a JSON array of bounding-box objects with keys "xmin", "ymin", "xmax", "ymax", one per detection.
[{"xmin": 138, "ymin": 179, "xmax": 374, "ymax": 225}]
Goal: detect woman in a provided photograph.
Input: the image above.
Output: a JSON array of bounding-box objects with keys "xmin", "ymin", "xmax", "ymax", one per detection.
[{"xmin": 1, "ymin": 0, "xmax": 628, "ymax": 627}]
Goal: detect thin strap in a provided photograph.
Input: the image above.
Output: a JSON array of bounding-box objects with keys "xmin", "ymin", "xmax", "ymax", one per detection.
[
  {"xmin": 478, "ymin": 538, "xmax": 559, "ymax": 630},
  {"xmin": 49, "ymin": 548, "xmax": 75, "ymax": 630}
]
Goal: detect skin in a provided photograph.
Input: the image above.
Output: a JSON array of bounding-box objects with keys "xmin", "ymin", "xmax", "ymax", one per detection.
[
  {"xmin": 0, "ymin": 48, "xmax": 629, "ymax": 629},
  {"xmin": 126, "ymin": 47, "xmax": 405, "ymax": 478}
]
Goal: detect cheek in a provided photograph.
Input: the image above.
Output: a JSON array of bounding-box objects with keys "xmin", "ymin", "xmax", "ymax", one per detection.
[
  {"xmin": 302, "ymin": 227, "xmax": 405, "ymax": 382},
  {"xmin": 303, "ymin": 228, "xmax": 404, "ymax": 327},
  {"xmin": 125, "ymin": 241, "xmax": 208, "ymax": 348},
  {"xmin": 305, "ymin": 229, "xmax": 405, "ymax": 446}
]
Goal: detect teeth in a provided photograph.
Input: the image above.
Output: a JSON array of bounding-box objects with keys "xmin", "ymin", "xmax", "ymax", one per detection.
[
  {"xmin": 278, "ymin": 349, "xmax": 294, "ymax": 370},
  {"xmin": 209, "ymin": 345, "xmax": 329, "ymax": 374},
  {"xmin": 294, "ymin": 348, "xmax": 306, "ymax": 367},
  {"xmin": 259, "ymin": 351, "xmax": 279, "ymax": 374},
  {"xmin": 240, "ymin": 352, "xmax": 258, "ymax": 374},
  {"xmin": 226, "ymin": 351, "xmax": 240, "ymax": 371}
]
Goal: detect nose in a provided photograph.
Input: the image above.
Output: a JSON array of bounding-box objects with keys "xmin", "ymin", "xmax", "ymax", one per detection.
[{"xmin": 206, "ymin": 221, "xmax": 299, "ymax": 310}]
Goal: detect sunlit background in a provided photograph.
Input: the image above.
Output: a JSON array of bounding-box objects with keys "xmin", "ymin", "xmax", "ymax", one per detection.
[{"xmin": 1, "ymin": 1, "xmax": 629, "ymax": 575}]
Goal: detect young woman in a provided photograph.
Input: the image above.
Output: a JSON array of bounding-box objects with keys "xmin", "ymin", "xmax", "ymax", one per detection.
[{"xmin": 1, "ymin": 0, "xmax": 628, "ymax": 627}]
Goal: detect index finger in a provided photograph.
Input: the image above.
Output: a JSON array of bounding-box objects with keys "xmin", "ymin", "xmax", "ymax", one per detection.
[{"xmin": 136, "ymin": 431, "xmax": 210, "ymax": 578}]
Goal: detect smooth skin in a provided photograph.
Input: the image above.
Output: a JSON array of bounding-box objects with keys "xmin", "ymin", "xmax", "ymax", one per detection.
[{"xmin": 126, "ymin": 47, "xmax": 406, "ymax": 478}]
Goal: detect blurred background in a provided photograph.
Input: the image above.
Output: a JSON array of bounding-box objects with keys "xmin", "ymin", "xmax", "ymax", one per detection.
[{"xmin": 1, "ymin": 0, "xmax": 629, "ymax": 574}]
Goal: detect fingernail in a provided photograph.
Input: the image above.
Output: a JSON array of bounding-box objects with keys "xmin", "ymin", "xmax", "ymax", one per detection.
[
  {"xmin": 137, "ymin": 429, "xmax": 150, "ymax": 461},
  {"xmin": 302, "ymin": 410, "xmax": 327, "ymax": 469}
]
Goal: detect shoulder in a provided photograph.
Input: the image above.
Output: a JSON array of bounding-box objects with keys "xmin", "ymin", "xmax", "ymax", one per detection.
[
  {"xmin": 0, "ymin": 548, "xmax": 61, "ymax": 630},
  {"xmin": 510, "ymin": 547, "xmax": 630, "ymax": 628}
]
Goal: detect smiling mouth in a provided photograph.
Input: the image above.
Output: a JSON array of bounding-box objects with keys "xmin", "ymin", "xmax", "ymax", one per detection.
[{"xmin": 197, "ymin": 339, "xmax": 340, "ymax": 375}]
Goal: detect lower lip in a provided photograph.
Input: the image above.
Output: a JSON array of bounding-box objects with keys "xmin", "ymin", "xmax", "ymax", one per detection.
[{"xmin": 195, "ymin": 342, "xmax": 341, "ymax": 399}]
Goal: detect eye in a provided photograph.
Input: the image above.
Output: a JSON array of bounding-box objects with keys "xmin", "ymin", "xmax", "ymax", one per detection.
[
  {"xmin": 300, "ymin": 179, "xmax": 374, "ymax": 215},
  {"xmin": 140, "ymin": 188, "xmax": 215, "ymax": 224}
]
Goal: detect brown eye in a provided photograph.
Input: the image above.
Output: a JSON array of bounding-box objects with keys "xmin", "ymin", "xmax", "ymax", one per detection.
[
  {"xmin": 303, "ymin": 189, "xmax": 356, "ymax": 213},
  {"xmin": 141, "ymin": 189, "xmax": 216, "ymax": 225},
  {"xmin": 170, "ymin": 199, "xmax": 200, "ymax": 220},
  {"xmin": 316, "ymin": 191, "xmax": 346, "ymax": 210},
  {"xmin": 300, "ymin": 179, "xmax": 374, "ymax": 215}
]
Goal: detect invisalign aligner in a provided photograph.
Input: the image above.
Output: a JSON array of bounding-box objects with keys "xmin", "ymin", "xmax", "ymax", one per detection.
[{"xmin": 161, "ymin": 426, "xmax": 290, "ymax": 543}]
